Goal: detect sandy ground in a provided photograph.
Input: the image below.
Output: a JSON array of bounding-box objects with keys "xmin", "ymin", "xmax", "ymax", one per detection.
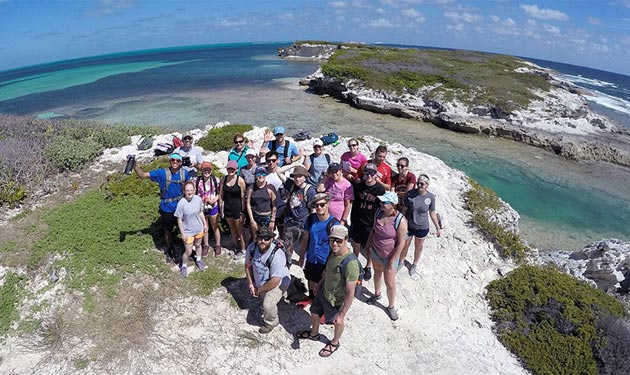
[{"xmin": 0, "ymin": 124, "xmax": 528, "ymax": 374}]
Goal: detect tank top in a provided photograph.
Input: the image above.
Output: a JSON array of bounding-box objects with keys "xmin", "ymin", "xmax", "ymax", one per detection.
[
  {"xmin": 222, "ymin": 176, "xmax": 242, "ymax": 207},
  {"xmin": 372, "ymin": 211, "xmax": 399, "ymax": 258},
  {"xmin": 251, "ymin": 183, "xmax": 274, "ymax": 213}
]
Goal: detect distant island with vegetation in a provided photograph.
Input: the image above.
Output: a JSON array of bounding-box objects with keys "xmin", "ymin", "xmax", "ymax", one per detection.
[{"xmin": 280, "ymin": 40, "xmax": 630, "ymax": 167}]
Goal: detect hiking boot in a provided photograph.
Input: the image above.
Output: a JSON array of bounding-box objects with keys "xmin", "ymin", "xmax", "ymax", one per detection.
[
  {"xmin": 214, "ymin": 245, "xmax": 222, "ymax": 257},
  {"xmin": 195, "ymin": 260, "xmax": 205, "ymax": 271},
  {"xmin": 363, "ymin": 267, "xmax": 372, "ymax": 281},
  {"xmin": 409, "ymin": 264, "xmax": 418, "ymax": 276},
  {"xmin": 387, "ymin": 307, "xmax": 399, "ymax": 321},
  {"xmin": 180, "ymin": 265, "xmax": 188, "ymax": 277},
  {"xmin": 201, "ymin": 245, "xmax": 210, "ymax": 257},
  {"xmin": 258, "ymin": 324, "xmax": 277, "ymax": 334}
]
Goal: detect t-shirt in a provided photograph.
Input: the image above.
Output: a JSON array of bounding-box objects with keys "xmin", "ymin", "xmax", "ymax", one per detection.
[
  {"xmin": 391, "ymin": 172, "xmax": 417, "ymax": 194},
  {"xmin": 174, "ymin": 146, "xmax": 204, "ymax": 175},
  {"xmin": 240, "ymin": 165, "xmax": 257, "ymax": 187},
  {"xmin": 323, "ymin": 177, "xmax": 354, "ymax": 221},
  {"xmin": 403, "ymin": 190, "xmax": 436, "ymax": 230},
  {"xmin": 284, "ymin": 179, "xmax": 316, "ymax": 227},
  {"xmin": 306, "ymin": 153, "xmax": 331, "ymax": 186},
  {"xmin": 245, "ymin": 242, "xmax": 291, "ymax": 290},
  {"xmin": 340, "ymin": 151, "xmax": 367, "ymax": 182},
  {"xmin": 350, "ymin": 181, "xmax": 386, "ymax": 228},
  {"xmin": 228, "ymin": 146, "xmax": 249, "ymax": 173},
  {"xmin": 323, "ymin": 251, "xmax": 360, "ymax": 307},
  {"xmin": 149, "ymin": 168, "xmax": 191, "ymax": 212},
  {"xmin": 266, "ymin": 140, "xmax": 299, "ymax": 167},
  {"xmin": 304, "ymin": 214, "xmax": 338, "ymax": 265},
  {"xmin": 174, "ymin": 195, "xmax": 204, "ymax": 237}
]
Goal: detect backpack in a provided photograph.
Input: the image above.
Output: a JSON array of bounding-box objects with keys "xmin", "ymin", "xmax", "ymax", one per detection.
[
  {"xmin": 154, "ymin": 142, "xmax": 174, "ymax": 156},
  {"xmin": 308, "ymin": 153, "xmax": 331, "ymax": 177},
  {"xmin": 375, "ymin": 208, "xmax": 404, "ymax": 230},
  {"xmin": 336, "ymin": 252, "xmax": 364, "ymax": 291},
  {"xmin": 195, "ymin": 175, "xmax": 218, "ymax": 195},
  {"xmin": 249, "ymin": 239, "xmax": 291, "ymax": 269},
  {"xmin": 173, "ymin": 135, "xmax": 184, "ymax": 148},
  {"xmin": 137, "ymin": 135, "xmax": 154, "ymax": 151},
  {"xmin": 321, "ymin": 133, "xmax": 339, "ymax": 146},
  {"xmin": 305, "ymin": 213, "xmax": 339, "ymax": 234},
  {"xmin": 160, "ymin": 168, "xmax": 186, "ymax": 203},
  {"xmin": 270, "ymin": 139, "xmax": 290, "ymax": 161}
]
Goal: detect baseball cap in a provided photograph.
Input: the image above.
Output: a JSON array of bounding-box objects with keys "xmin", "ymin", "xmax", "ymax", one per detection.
[
  {"xmin": 377, "ymin": 191, "xmax": 399, "ymax": 205},
  {"xmin": 255, "ymin": 166, "xmax": 268, "ymax": 175},
  {"xmin": 200, "ymin": 161, "xmax": 213, "ymax": 170},
  {"xmin": 328, "ymin": 224, "xmax": 348, "ymax": 239},
  {"xmin": 256, "ymin": 226, "xmax": 274, "ymax": 239},
  {"xmin": 309, "ymin": 193, "xmax": 330, "ymax": 209},
  {"xmin": 313, "ymin": 139, "xmax": 324, "ymax": 147},
  {"xmin": 182, "ymin": 134, "xmax": 193, "ymax": 141},
  {"xmin": 273, "ymin": 126, "xmax": 285, "ymax": 135},
  {"xmin": 169, "ymin": 153, "xmax": 182, "ymax": 160},
  {"xmin": 328, "ymin": 162, "xmax": 341, "ymax": 173},
  {"xmin": 226, "ymin": 160, "xmax": 238, "ymax": 170},
  {"xmin": 246, "ymin": 148, "xmax": 257, "ymax": 157},
  {"xmin": 364, "ymin": 163, "xmax": 377, "ymax": 173}
]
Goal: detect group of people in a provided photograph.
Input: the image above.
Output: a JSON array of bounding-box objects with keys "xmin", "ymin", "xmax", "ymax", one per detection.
[{"xmin": 133, "ymin": 126, "xmax": 442, "ymax": 357}]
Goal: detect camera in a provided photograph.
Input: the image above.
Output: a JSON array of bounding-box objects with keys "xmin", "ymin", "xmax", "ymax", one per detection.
[
  {"xmin": 124, "ymin": 154, "xmax": 136, "ymax": 175},
  {"xmin": 182, "ymin": 156, "xmax": 191, "ymax": 167}
]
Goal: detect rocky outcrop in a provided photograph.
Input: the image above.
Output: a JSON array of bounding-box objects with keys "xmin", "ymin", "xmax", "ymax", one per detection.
[
  {"xmin": 281, "ymin": 44, "xmax": 630, "ymax": 167},
  {"xmin": 277, "ymin": 42, "xmax": 339, "ymax": 60}
]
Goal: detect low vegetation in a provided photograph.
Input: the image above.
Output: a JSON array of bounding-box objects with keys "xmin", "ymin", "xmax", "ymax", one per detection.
[
  {"xmin": 486, "ymin": 265, "xmax": 629, "ymax": 375},
  {"xmin": 0, "ymin": 272, "xmax": 26, "ymax": 336},
  {"xmin": 320, "ymin": 45, "xmax": 551, "ymax": 113},
  {"xmin": 464, "ymin": 178, "xmax": 529, "ymax": 262},
  {"xmin": 196, "ymin": 124, "xmax": 253, "ymax": 152}
]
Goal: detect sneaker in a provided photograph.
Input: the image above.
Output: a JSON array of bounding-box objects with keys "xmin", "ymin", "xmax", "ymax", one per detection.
[
  {"xmin": 202, "ymin": 245, "xmax": 210, "ymax": 257},
  {"xmin": 214, "ymin": 245, "xmax": 222, "ymax": 257},
  {"xmin": 409, "ymin": 264, "xmax": 418, "ymax": 276},
  {"xmin": 387, "ymin": 307, "xmax": 399, "ymax": 321},
  {"xmin": 180, "ymin": 265, "xmax": 188, "ymax": 277},
  {"xmin": 195, "ymin": 260, "xmax": 205, "ymax": 271},
  {"xmin": 258, "ymin": 324, "xmax": 277, "ymax": 334},
  {"xmin": 367, "ymin": 294, "xmax": 382, "ymax": 304},
  {"xmin": 363, "ymin": 267, "xmax": 372, "ymax": 281}
]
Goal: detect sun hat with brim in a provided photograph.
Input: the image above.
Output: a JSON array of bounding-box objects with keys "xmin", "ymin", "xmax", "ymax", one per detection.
[
  {"xmin": 290, "ymin": 165, "xmax": 311, "ymax": 178},
  {"xmin": 226, "ymin": 160, "xmax": 238, "ymax": 170},
  {"xmin": 169, "ymin": 153, "xmax": 182, "ymax": 160},
  {"xmin": 200, "ymin": 162, "xmax": 213, "ymax": 171},
  {"xmin": 377, "ymin": 191, "xmax": 399, "ymax": 205},
  {"xmin": 328, "ymin": 224, "xmax": 348, "ymax": 239}
]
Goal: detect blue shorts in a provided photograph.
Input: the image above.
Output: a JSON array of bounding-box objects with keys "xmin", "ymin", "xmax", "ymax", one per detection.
[
  {"xmin": 370, "ymin": 248, "xmax": 399, "ymax": 269},
  {"xmin": 204, "ymin": 205, "xmax": 219, "ymax": 216},
  {"xmin": 407, "ymin": 227, "xmax": 429, "ymax": 239}
]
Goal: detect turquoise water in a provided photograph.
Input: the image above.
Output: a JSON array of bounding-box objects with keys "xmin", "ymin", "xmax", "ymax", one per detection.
[{"xmin": 0, "ymin": 43, "xmax": 628, "ymax": 250}]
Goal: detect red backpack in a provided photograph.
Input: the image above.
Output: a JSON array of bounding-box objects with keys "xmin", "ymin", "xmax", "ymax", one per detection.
[{"xmin": 172, "ymin": 135, "xmax": 184, "ymax": 148}]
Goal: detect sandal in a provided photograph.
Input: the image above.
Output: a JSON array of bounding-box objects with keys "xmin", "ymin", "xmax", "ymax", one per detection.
[
  {"xmin": 318, "ymin": 342, "xmax": 340, "ymax": 357},
  {"xmin": 367, "ymin": 294, "xmax": 382, "ymax": 304},
  {"xmin": 296, "ymin": 330, "xmax": 320, "ymax": 341}
]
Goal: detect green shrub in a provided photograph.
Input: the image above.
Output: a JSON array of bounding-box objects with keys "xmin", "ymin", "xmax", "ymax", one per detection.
[
  {"xmin": 101, "ymin": 159, "xmax": 167, "ymax": 200},
  {"xmin": 486, "ymin": 265, "xmax": 626, "ymax": 375},
  {"xmin": 0, "ymin": 272, "xmax": 26, "ymax": 336},
  {"xmin": 44, "ymin": 136, "xmax": 103, "ymax": 171},
  {"xmin": 93, "ymin": 126, "xmax": 130, "ymax": 149},
  {"xmin": 464, "ymin": 178, "xmax": 528, "ymax": 262},
  {"xmin": 0, "ymin": 178, "xmax": 27, "ymax": 205},
  {"xmin": 197, "ymin": 124, "xmax": 253, "ymax": 152}
]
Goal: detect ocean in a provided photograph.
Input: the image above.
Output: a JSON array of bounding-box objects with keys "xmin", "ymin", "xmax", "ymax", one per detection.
[{"xmin": 0, "ymin": 42, "xmax": 628, "ymax": 251}]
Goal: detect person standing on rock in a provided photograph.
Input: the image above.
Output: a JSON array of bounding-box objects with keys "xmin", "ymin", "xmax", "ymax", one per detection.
[
  {"xmin": 196, "ymin": 162, "xmax": 221, "ymax": 257},
  {"xmin": 240, "ymin": 148, "xmax": 259, "ymax": 188},
  {"xmin": 296, "ymin": 224, "xmax": 359, "ymax": 358},
  {"xmin": 219, "ymin": 160, "xmax": 247, "ymax": 257},
  {"xmin": 303, "ymin": 138, "xmax": 331, "ymax": 186},
  {"xmin": 246, "ymin": 166, "xmax": 277, "ymax": 236},
  {"xmin": 174, "ymin": 134, "xmax": 204, "ymax": 178},
  {"xmin": 228, "ymin": 133, "xmax": 250, "ymax": 174},
  {"xmin": 175, "ymin": 181, "xmax": 207, "ymax": 277},
  {"xmin": 365, "ymin": 192, "xmax": 407, "ymax": 321},
  {"xmin": 133, "ymin": 152, "xmax": 191, "ymax": 263},
  {"xmin": 358, "ymin": 145, "xmax": 392, "ymax": 190},
  {"xmin": 399, "ymin": 174, "xmax": 442, "ymax": 276},
  {"xmin": 340, "ymin": 138, "xmax": 367, "ymax": 184},
  {"xmin": 350, "ymin": 163, "xmax": 386, "ymax": 282},
  {"xmin": 390, "ymin": 157, "xmax": 416, "ymax": 213},
  {"xmin": 318, "ymin": 162, "xmax": 353, "ymax": 225},
  {"xmin": 245, "ymin": 226, "xmax": 291, "ymax": 334},
  {"xmin": 260, "ymin": 126, "xmax": 301, "ymax": 167}
]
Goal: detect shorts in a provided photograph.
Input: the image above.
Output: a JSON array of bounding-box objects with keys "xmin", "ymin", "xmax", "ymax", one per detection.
[
  {"xmin": 310, "ymin": 288, "xmax": 341, "ymax": 324},
  {"xmin": 253, "ymin": 212, "xmax": 273, "ymax": 227},
  {"xmin": 204, "ymin": 205, "xmax": 219, "ymax": 216},
  {"xmin": 349, "ymin": 223, "xmax": 371, "ymax": 247},
  {"xmin": 370, "ymin": 247, "xmax": 399, "ymax": 269},
  {"xmin": 184, "ymin": 231, "xmax": 204, "ymax": 244},
  {"xmin": 408, "ymin": 227, "xmax": 430, "ymax": 239},
  {"xmin": 304, "ymin": 261, "xmax": 327, "ymax": 283},
  {"xmin": 159, "ymin": 210, "xmax": 177, "ymax": 233}
]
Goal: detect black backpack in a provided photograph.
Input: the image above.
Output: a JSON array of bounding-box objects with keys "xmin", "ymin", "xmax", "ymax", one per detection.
[
  {"xmin": 270, "ymin": 139, "xmax": 291, "ymax": 161},
  {"xmin": 305, "ymin": 213, "xmax": 339, "ymax": 234}
]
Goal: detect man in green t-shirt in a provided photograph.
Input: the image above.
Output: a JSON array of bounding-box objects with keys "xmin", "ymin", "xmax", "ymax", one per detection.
[{"xmin": 296, "ymin": 225, "xmax": 360, "ymax": 358}]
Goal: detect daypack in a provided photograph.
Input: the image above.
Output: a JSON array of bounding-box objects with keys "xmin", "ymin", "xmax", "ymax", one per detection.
[
  {"xmin": 293, "ymin": 131, "xmax": 311, "ymax": 141},
  {"xmin": 195, "ymin": 175, "xmax": 218, "ymax": 196},
  {"xmin": 249, "ymin": 239, "xmax": 291, "ymax": 269},
  {"xmin": 308, "ymin": 153, "xmax": 332, "ymax": 178},
  {"xmin": 154, "ymin": 142, "xmax": 174, "ymax": 156},
  {"xmin": 172, "ymin": 135, "xmax": 184, "ymax": 148},
  {"xmin": 336, "ymin": 252, "xmax": 364, "ymax": 290},
  {"xmin": 137, "ymin": 135, "xmax": 154, "ymax": 151},
  {"xmin": 305, "ymin": 213, "xmax": 339, "ymax": 234},
  {"xmin": 321, "ymin": 133, "xmax": 339, "ymax": 146},
  {"xmin": 160, "ymin": 168, "xmax": 186, "ymax": 203},
  {"xmin": 375, "ymin": 208, "xmax": 404, "ymax": 230},
  {"xmin": 270, "ymin": 139, "xmax": 291, "ymax": 161}
]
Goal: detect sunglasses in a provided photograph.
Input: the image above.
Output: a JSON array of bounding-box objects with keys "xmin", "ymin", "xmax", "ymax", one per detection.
[
  {"xmin": 275, "ymin": 133, "xmax": 284, "ymax": 137},
  {"xmin": 256, "ymin": 172, "xmax": 267, "ymax": 177},
  {"xmin": 365, "ymin": 171, "xmax": 376, "ymax": 176},
  {"xmin": 256, "ymin": 236, "xmax": 273, "ymax": 241},
  {"xmin": 314, "ymin": 202, "xmax": 327, "ymax": 208},
  {"xmin": 313, "ymin": 145, "xmax": 322, "ymax": 149},
  {"xmin": 202, "ymin": 169, "xmax": 212, "ymax": 173},
  {"xmin": 267, "ymin": 159, "xmax": 278, "ymax": 163},
  {"xmin": 328, "ymin": 238, "xmax": 344, "ymax": 245},
  {"xmin": 418, "ymin": 182, "xmax": 426, "ymax": 187},
  {"xmin": 348, "ymin": 143, "xmax": 358, "ymax": 147},
  {"xmin": 234, "ymin": 140, "xmax": 244, "ymax": 144},
  {"xmin": 170, "ymin": 159, "xmax": 182, "ymax": 162},
  {"xmin": 396, "ymin": 164, "xmax": 407, "ymax": 168}
]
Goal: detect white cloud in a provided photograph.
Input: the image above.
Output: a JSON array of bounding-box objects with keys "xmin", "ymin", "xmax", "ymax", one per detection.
[
  {"xmin": 330, "ymin": 1, "xmax": 348, "ymax": 9},
  {"xmin": 587, "ymin": 17, "xmax": 601, "ymax": 25},
  {"xmin": 402, "ymin": 8, "xmax": 421, "ymax": 18},
  {"xmin": 369, "ymin": 18, "xmax": 395, "ymax": 27},
  {"xmin": 447, "ymin": 23, "xmax": 464, "ymax": 31},
  {"xmin": 279, "ymin": 12, "xmax": 294, "ymax": 20},
  {"xmin": 375, "ymin": 7, "xmax": 386, "ymax": 14},
  {"xmin": 216, "ymin": 19, "xmax": 248, "ymax": 28},
  {"xmin": 544, "ymin": 24, "xmax": 560, "ymax": 34},
  {"xmin": 520, "ymin": 4, "xmax": 569, "ymax": 21},
  {"xmin": 380, "ymin": 0, "xmax": 398, "ymax": 6},
  {"xmin": 444, "ymin": 11, "xmax": 481, "ymax": 23}
]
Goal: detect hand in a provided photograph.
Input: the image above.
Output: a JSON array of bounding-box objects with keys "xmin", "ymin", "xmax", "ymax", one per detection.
[
  {"xmin": 332, "ymin": 312, "xmax": 345, "ymax": 325},
  {"xmin": 269, "ymin": 221, "xmax": 275, "ymax": 231},
  {"xmin": 436, "ymin": 229, "xmax": 442, "ymax": 238},
  {"xmin": 284, "ymin": 156, "xmax": 292, "ymax": 165},
  {"xmin": 203, "ymin": 225, "xmax": 209, "ymax": 233},
  {"xmin": 263, "ymin": 129, "xmax": 273, "ymax": 142},
  {"xmin": 375, "ymin": 171, "xmax": 383, "ymax": 179},
  {"xmin": 182, "ymin": 234, "xmax": 188, "ymax": 243},
  {"xmin": 249, "ymin": 285, "xmax": 258, "ymax": 297}
]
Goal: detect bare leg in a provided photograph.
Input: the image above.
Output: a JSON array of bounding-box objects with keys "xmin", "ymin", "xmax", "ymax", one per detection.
[
  {"xmin": 310, "ymin": 313, "xmax": 321, "ymax": 336},
  {"xmin": 209, "ymin": 214, "xmax": 221, "ymax": 248},
  {"xmin": 331, "ymin": 315, "xmax": 344, "ymax": 345},
  {"xmin": 372, "ymin": 259, "xmax": 384, "ymax": 297},
  {"xmin": 182, "ymin": 242, "xmax": 193, "ymax": 267},
  {"xmin": 384, "ymin": 265, "xmax": 397, "ymax": 308},
  {"xmin": 399, "ymin": 236, "xmax": 413, "ymax": 265},
  {"xmin": 202, "ymin": 216, "xmax": 211, "ymax": 248},
  {"xmin": 412, "ymin": 237, "xmax": 426, "ymax": 266}
]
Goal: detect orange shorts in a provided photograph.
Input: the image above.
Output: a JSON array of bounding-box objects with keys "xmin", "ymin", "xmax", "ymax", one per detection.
[{"xmin": 184, "ymin": 231, "xmax": 204, "ymax": 244}]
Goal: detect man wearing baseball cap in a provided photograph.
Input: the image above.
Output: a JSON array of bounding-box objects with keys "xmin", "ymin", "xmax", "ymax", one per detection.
[
  {"xmin": 174, "ymin": 134, "xmax": 204, "ymax": 178},
  {"xmin": 260, "ymin": 125, "xmax": 301, "ymax": 167},
  {"xmin": 302, "ymin": 138, "xmax": 332, "ymax": 186},
  {"xmin": 133, "ymin": 153, "xmax": 191, "ymax": 263},
  {"xmin": 297, "ymin": 224, "xmax": 359, "ymax": 358}
]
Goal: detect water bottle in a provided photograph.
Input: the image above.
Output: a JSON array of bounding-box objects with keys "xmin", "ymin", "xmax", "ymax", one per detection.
[{"xmin": 124, "ymin": 154, "xmax": 136, "ymax": 175}]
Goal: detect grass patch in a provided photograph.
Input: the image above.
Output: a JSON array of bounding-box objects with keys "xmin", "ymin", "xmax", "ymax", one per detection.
[
  {"xmin": 197, "ymin": 124, "xmax": 253, "ymax": 152},
  {"xmin": 0, "ymin": 272, "xmax": 26, "ymax": 336},
  {"xmin": 190, "ymin": 257, "xmax": 243, "ymax": 296},
  {"xmin": 464, "ymin": 178, "xmax": 529, "ymax": 262},
  {"xmin": 486, "ymin": 264, "xmax": 627, "ymax": 375},
  {"xmin": 320, "ymin": 46, "xmax": 551, "ymax": 113}
]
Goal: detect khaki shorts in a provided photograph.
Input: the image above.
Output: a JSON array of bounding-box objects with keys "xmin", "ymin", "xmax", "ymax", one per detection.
[{"xmin": 184, "ymin": 231, "xmax": 204, "ymax": 244}]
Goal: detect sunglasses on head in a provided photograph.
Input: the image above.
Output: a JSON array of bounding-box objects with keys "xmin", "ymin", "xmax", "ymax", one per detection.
[
  {"xmin": 314, "ymin": 202, "xmax": 327, "ymax": 208},
  {"xmin": 328, "ymin": 238, "xmax": 344, "ymax": 245}
]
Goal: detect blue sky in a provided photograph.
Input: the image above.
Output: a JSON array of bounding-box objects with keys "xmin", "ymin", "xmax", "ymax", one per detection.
[{"xmin": 2, "ymin": 0, "xmax": 630, "ymax": 75}]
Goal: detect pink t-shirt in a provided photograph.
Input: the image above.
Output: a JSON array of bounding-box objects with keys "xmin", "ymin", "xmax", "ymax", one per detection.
[
  {"xmin": 340, "ymin": 151, "xmax": 367, "ymax": 182},
  {"xmin": 323, "ymin": 177, "xmax": 354, "ymax": 221}
]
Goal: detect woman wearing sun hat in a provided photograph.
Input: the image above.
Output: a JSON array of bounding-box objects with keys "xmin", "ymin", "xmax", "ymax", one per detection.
[
  {"xmin": 219, "ymin": 160, "xmax": 247, "ymax": 256},
  {"xmin": 399, "ymin": 174, "xmax": 442, "ymax": 276},
  {"xmin": 364, "ymin": 191, "xmax": 407, "ymax": 321},
  {"xmin": 196, "ymin": 161, "xmax": 221, "ymax": 257}
]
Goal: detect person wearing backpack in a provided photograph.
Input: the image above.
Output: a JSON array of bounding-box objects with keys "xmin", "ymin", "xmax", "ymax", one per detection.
[
  {"xmin": 246, "ymin": 166, "xmax": 277, "ymax": 236},
  {"xmin": 302, "ymin": 138, "xmax": 331, "ymax": 186},
  {"xmin": 296, "ymin": 224, "xmax": 359, "ymax": 358},
  {"xmin": 196, "ymin": 162, "xmax": 221, "ymax": 257},
  {"xmin": 364, "ymin": 191, "xmax": 408, "ymax": 321},
  {"xmin": 260, "ymin": 126, "xmax": 301, "ymax": 167},
  {"xmin": 245, "ymin": 226, "xmax": 291, "ymax": 334},
  {"xmin": 298, "ymin": 193, "xmax": 339, "ymax": 301},
  {"xmin": 133, "ymin": 153, "xmax": 191, "ymax": 263}
]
